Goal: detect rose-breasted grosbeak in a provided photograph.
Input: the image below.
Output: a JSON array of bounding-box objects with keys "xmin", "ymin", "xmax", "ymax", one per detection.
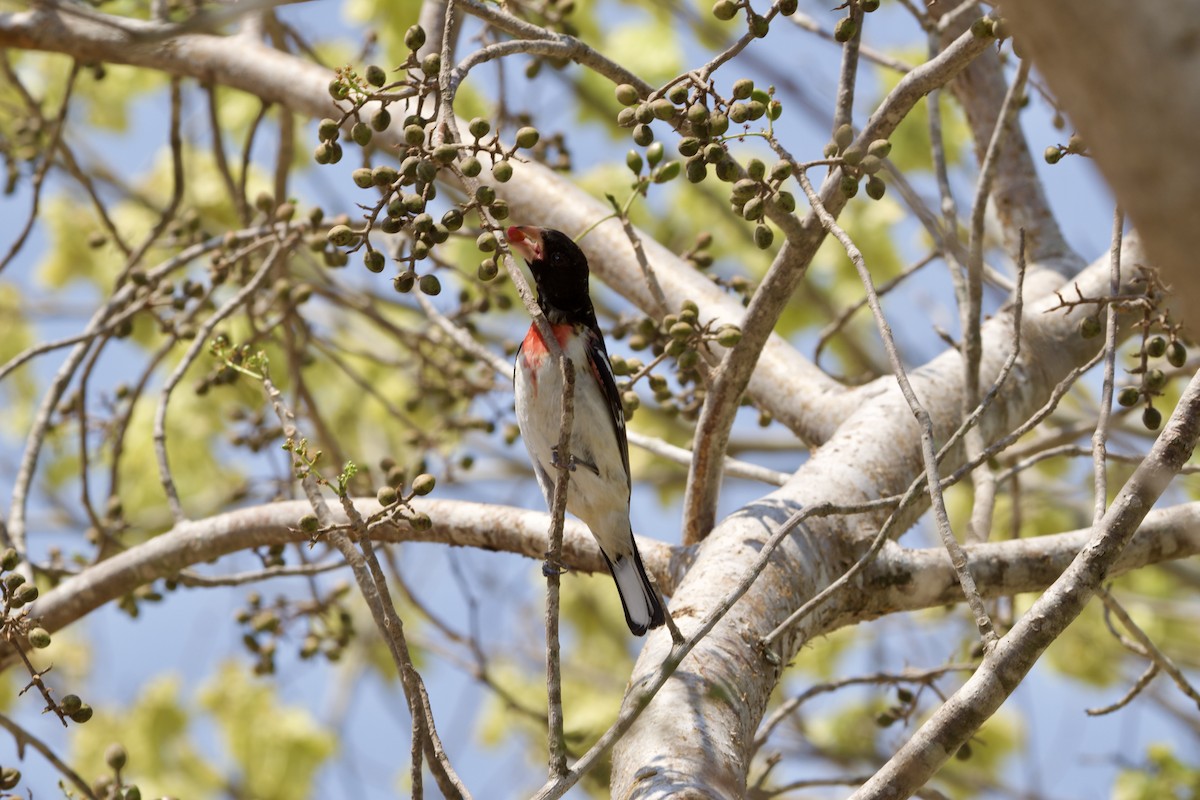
[{"xmin": 508, "ymin": 225, "xmax": 667, "ymax": 636}]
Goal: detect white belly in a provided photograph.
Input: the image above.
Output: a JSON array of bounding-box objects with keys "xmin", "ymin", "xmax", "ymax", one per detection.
[{"xmin": 514, "ymin": 333, "xmax": 630, "ymax": 541}]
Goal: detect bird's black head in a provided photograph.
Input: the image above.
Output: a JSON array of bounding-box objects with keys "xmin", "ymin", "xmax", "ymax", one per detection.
[{"xmin": 507, "ymin": 226, "xmax": 595, "ymax": 323}]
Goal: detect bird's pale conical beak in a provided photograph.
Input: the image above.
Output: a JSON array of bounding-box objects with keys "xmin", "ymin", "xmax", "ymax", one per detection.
[{"xmin": 506, "ymin": 226, "xmax": 544, "ymax": 263}]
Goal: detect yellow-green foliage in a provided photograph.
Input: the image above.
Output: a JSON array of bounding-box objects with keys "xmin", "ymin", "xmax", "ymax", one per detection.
[
  {"xmin": 875, "ymin": 49, "xmax": 971, "ymax": 174},
  {"xmin": 73, "ymin": 665, "xmax": 336, "ymax": 798},
  {"xmin": 1115, "ymin": 743, "xmax": 1200, "ymax": 800},
  {"xmin": 71, "ymin": 676, "xmax": 223, "ymax": 798},
  {"xmin": 199, "ymin": 663, "xmax": 337, "ymax": 799}
]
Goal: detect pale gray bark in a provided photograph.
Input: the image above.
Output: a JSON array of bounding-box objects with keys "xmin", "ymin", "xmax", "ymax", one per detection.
[{"xmin": 610, "ymin": 239, "xmax": 1154, "ymax": 797}]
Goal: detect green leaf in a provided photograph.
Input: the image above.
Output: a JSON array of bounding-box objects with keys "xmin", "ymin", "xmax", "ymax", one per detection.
[{"xmin": 199, "ymin": 663, "xmax": 336, "ymax": 799}]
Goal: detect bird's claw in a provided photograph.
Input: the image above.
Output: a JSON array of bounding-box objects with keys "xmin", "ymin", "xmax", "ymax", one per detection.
[
  {"xmin": 550, "ymin": 447, "xmax": 577, "ymax": 472},
  {"xmin": 541, "ymin": 554, "xmax": 569, "ymax": 577}
]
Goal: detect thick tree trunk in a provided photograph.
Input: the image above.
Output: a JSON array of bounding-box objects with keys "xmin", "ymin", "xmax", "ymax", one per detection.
[
  {"xmin": 609, "ymin": 241, "xmax": 1145, "ymax": 797},
  {"xmin": 997, "ymin": 0, "xmax": 1200, "ymax": 333}
]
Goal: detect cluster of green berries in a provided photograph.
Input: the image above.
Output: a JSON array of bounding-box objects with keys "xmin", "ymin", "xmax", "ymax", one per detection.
[
  {"xmin": 611, "ymin": 300, "xmax": 741, "ymax": 420},
  {"xmin": 90, "ymin": 743, "xmax": 144, "ymax": 800},
  {"xmin": 711, "ymin": 0, "xmax": 800, "ymax": 31},
  {"xmin": 1113, "ymin": 335, "xmax": 1189, "ymax": 430},
  {"xmin": 729, "ymin": 156, "xmax": 796, "ymax": 249},
  {"xmin": 824, "ymin": 124, "xmax": 890, "ymax": 200},
  {"xmin": 315, "ymin": 26, "xmax": 543, "ymax": 291}
]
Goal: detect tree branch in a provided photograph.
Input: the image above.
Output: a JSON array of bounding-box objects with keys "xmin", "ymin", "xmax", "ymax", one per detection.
[{"xmin": 851, "ymin": 370, "xmax": 1200, "ymax": 799}]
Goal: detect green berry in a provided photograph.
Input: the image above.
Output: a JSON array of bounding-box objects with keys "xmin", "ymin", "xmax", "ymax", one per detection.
[
  {"xmin": 70, "ymin": 704, "xmax": 94, "ymax": 724},
  {"xmin": 742, "ymin": 196, "xmax": 764, "ymax": 220},
  {"xmin": 365, "ymin": 65, "xmax": 387, "ymax": 87},
  {"xmin": 318, "ymin": 118, "xmax": 340, "ymax": 141},
  {"xmin": 328, "ymin": 79, "xmax": 349, "ymax": 101},
  {"xmin": 1079, "ymin": 315, "xmax": 1102, "ymax": 339},
  {"xmin": 327, "ymin": 225, "xmax": 356, "ymax": 247},
  {"xmin": 1143, "ymin": 406, "xmax": 1162, "ymax": 430},
  {"xmin": 27, "ymin": 627, "xmax": 51, "ymax": 648},
  {"xmin": 712, "ymin": 0, "xmax": 737, "ymax": 20},
  {"xmin": 0, "ymin": 548, "xmax": 17, "ymax": 572},
  {"xmin": 865, "ymin": 175, "xmax": 886, "ymax": 200},
  {"xmin": 515, "ymin": 126, "xmax": 540, "ymax": 149},
  {"xmin": 747, "ymin": 158, "xmax": 766, "ymax": 181},
  {"xmin": 840, "ymin": 175, "xmax": 859, "ymax": 197},
  {"xmin": 363, "ymin": 251, "xmax": 385, "ymax": 273},
  {"xmin": 468, "ymin": 117, "xmax": 491, "ymax": 138},
  {"xmin": 1117, "ymin": 387, "xmax": 1140, "ymax": 407},
  {"xmin": 615, "ymin": 84, "xmax": 640, "ymax": 106},
  {"xmin": 393, "ymin": 272, "xmax": 416, "ymax": 293},
  {"xmin": 418, "ymin": 274, "xmax": 441, "ymax": 295},
  {"xmin": 633, "ymin": 124, "xmax": 654, "ymax": 146},
  {"xmin": 1166, "ymin": 341, "xmax": 1187, "ymax": 368},
  {"xmin": 834, "ymin": 16, "xmax": 858, "ymax": 42},
  {"xmin": 1044, "ymin": 145, "xmax": 1062, "ymax": 165},
  {"xmin": 412, "ymin": 473, "xmax": 436, "ymax": 495},
  {"xmin": 732, "ymin": 79, "xmax": 754, "ymax": 100},
  {"xmin": 377, "ymin": 486, "xmax": 398, "ymax": 506},
  {"xmin": 405, "ymin": 24, "xmax": 426, "ymax": 51},
  {"xmin": 404, "ymin": 124, "xmax": 426, "ymax": 146},
  {"xmin": 459, "ymin": 156, "xmax": 482, "ymax": 178},
  {"xmin": 371, "ymin": 108, "xmax": 391, "ymax": 131},
  {"xmin": 833, "ymin": 123, "xmax": 854, "ymax": 151},
  {"xmin": 1146, "ymin": 336, "xmax": 1167, "ymax": 358},
  {"xmin": 372, "ymin": 165, "xmax": 397, "ymax": 186},
  {"xmin": 650, "ymin": 98, "xmax": 676, "ymax": 120},
  {"xmin": 716, "ymin": 325, "xmax": 742, "ymax": 347},
  {"xmin": 626, "ymin": 150, "xmax": 644, "ymax": 174},
  {"xmin": 477, "ymin": 258, "xmax": 499, "ymax": 281},
  {"xmin": 868, "ymin": 138, "xmax": 892, "ymax": 158},
  {"xmin": 60, "ymin": 694, "xmax": 82, "ymax": 715},
  {"xmin": 754, "ymin": 224, "xmax": 774, "ymax": 249},
  {"xmin": 105, "ymin": 743, "xmax": 128, "ymax": 771},
  {"xmin": 492, "ymin": 160, "xmax": 514, "ymax": 182},
  {"xmin": 1144, "ymin": 368, "xmax": 1166, "ymax": 392},
  {"xmin": 351, "ymin": 168, "xmax": 374, "ymax": 189}
]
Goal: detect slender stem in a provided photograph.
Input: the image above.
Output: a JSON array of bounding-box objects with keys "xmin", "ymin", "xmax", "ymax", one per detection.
[{"xmin": 1092, "ymin": 207, "xmax": 1123, "ymax": 522}]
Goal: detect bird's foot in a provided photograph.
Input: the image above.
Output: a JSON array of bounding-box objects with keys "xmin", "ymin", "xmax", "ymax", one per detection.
[
  {"xmin": 541, "ymin": 554, "xmax": 569, "ymax": 577},
  {"xmin": 550, "ymin": 447, "xmax": 599, "ymax": 476}
]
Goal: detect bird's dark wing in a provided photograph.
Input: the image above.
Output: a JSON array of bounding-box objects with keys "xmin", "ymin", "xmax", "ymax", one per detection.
[{"xmin": 582, "ymin": 322, "xmax": 631, "ymax": 489}]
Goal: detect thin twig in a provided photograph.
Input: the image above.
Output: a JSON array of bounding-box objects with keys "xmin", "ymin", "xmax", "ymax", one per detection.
[
  {"xmin": 1092, "ymin": 207, "xmax": 1123, "ymax": 522},
  {"xmin": 1096, "ymin": 587, "xmax": 1200, "ymax": 712},
  {"xmin": 544, "ymin": 356, "xmax": 574, "ymax": 779},
  {"xmin": 794, "ymin": 167, "xmax": 998, "ymax": 649},
  {"xmin": 963, "ymin": 60, "xmax": 1030, "ymax": 545},
  {"xmin": 153, "ymin": 235, "xmax": 289, "ymax": 521},
  {"xmin": 0, "ymin": 711, "xmax": 97, "ymax": 798}
]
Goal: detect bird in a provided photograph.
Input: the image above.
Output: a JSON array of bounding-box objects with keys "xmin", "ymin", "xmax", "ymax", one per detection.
[{"xmin": 507, "ymin": 225, "xmax": 667, "ymax": 636}]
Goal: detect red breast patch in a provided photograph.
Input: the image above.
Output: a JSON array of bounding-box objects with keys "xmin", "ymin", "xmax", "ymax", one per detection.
[{"xmin": 520, "ymin": 323, "xmax": 574, "ymax": 390}]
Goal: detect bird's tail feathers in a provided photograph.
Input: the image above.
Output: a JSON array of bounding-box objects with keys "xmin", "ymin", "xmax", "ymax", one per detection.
[{"xmin": 603, "ymin": 543, "xmax": 666, "ymax": 637}]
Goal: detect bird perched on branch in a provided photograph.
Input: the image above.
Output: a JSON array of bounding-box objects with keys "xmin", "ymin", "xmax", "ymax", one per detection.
[{"xmin": 508, "ymin": 225, "xmax": 666, "ymax": 636}]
